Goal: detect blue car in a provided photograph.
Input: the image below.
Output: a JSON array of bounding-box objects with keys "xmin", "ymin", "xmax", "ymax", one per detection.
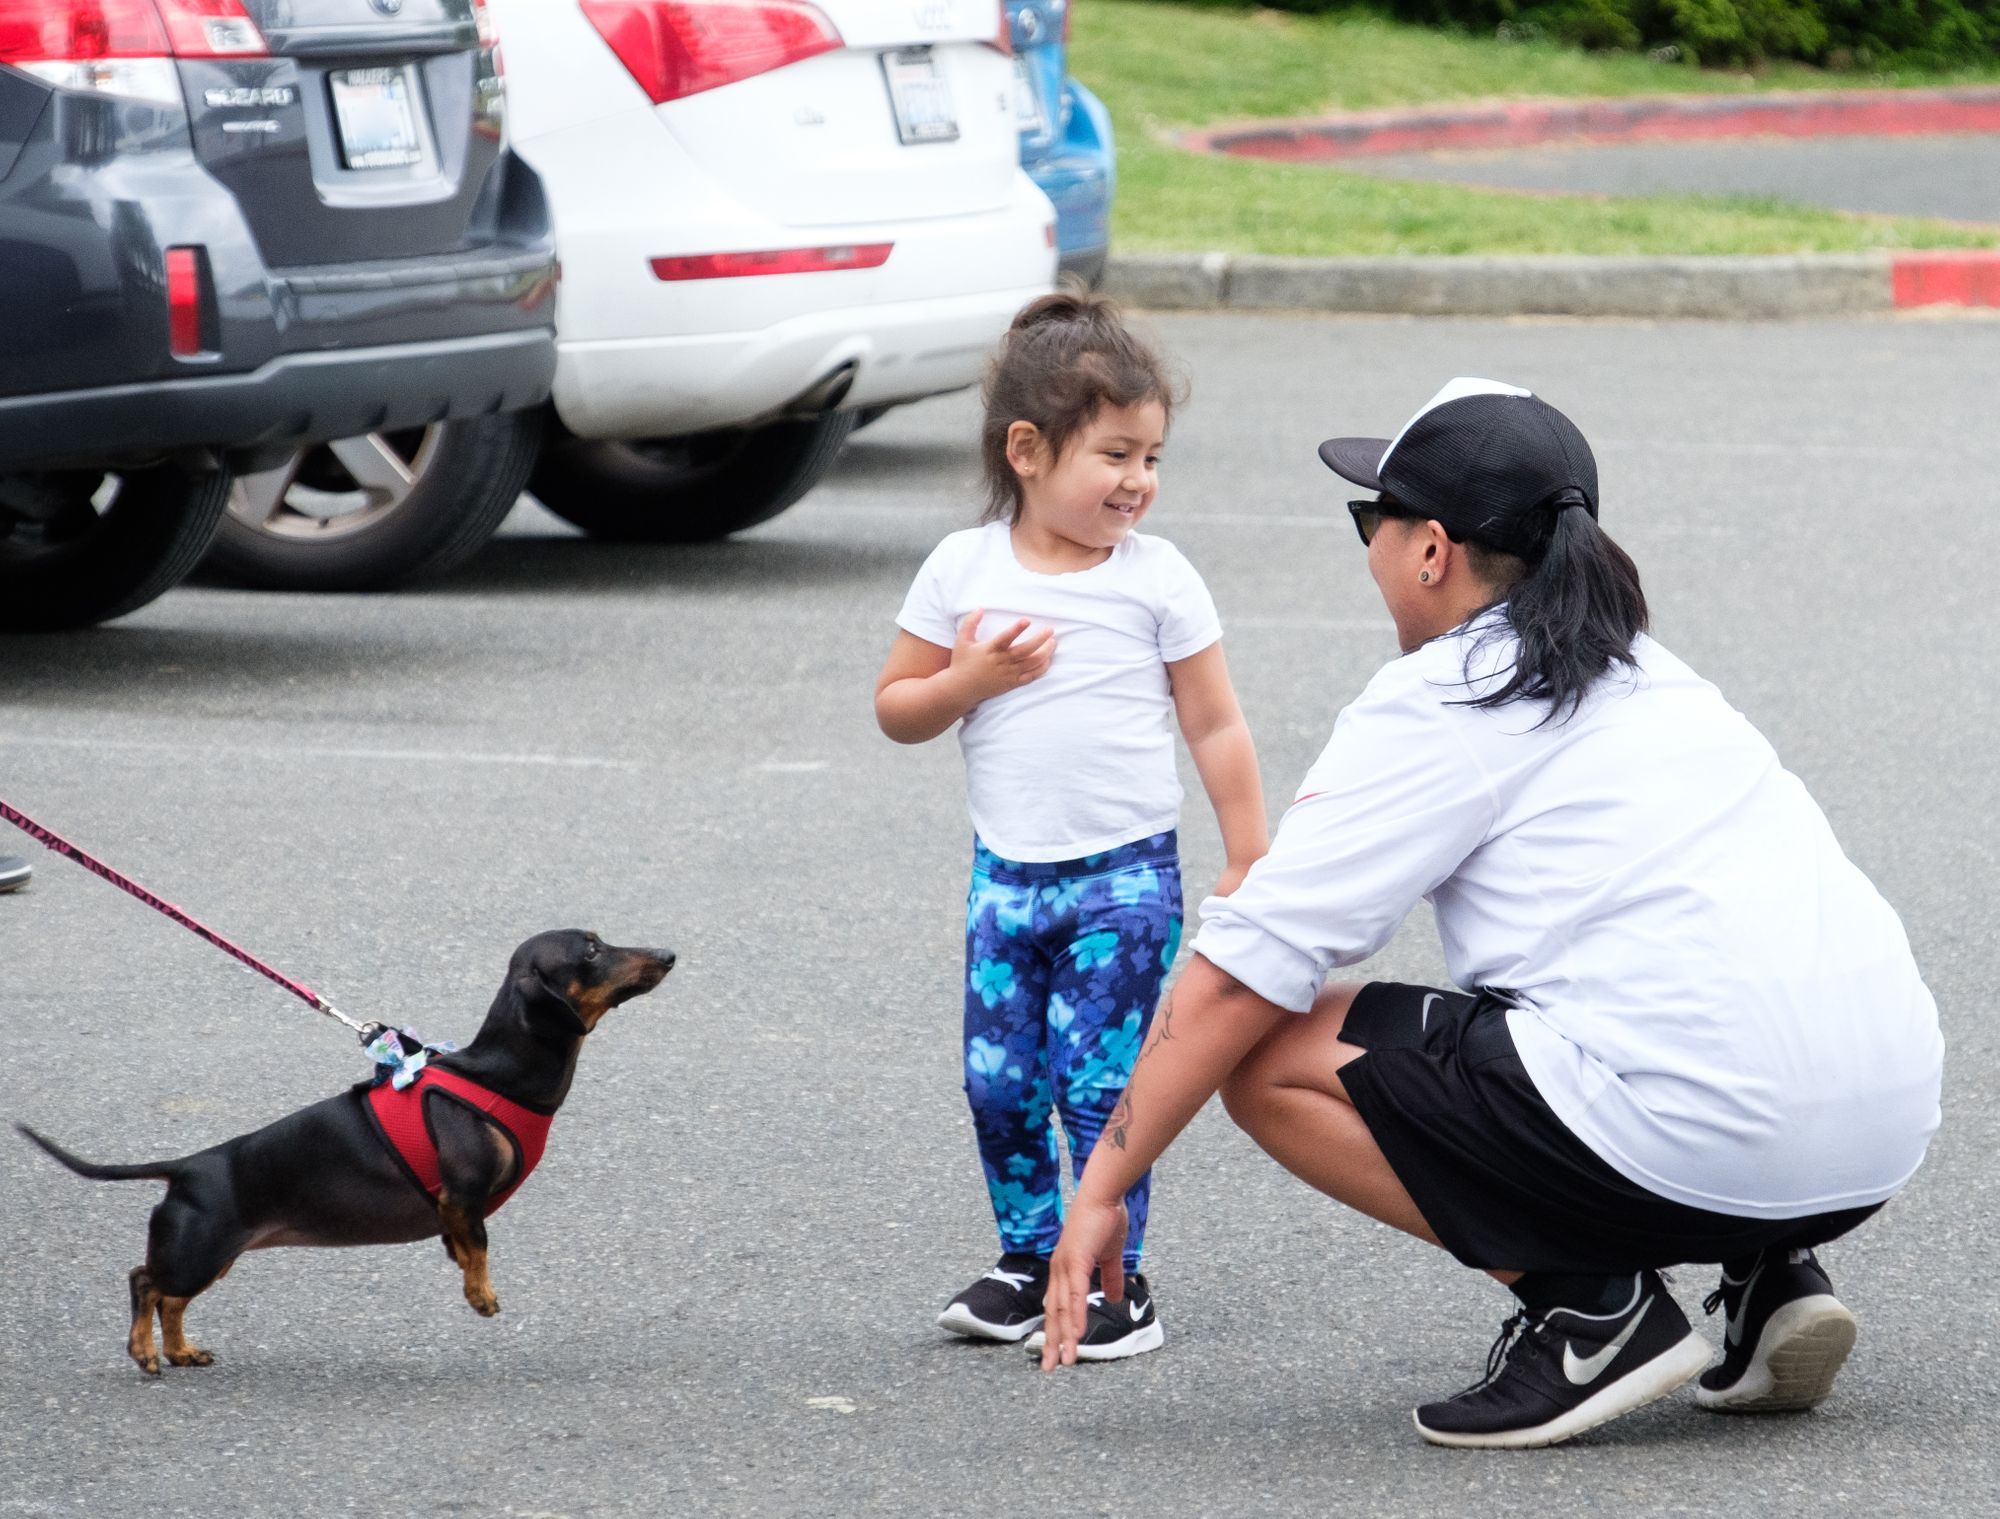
[{"xmin": 1008, "ymin": 0, "xmax": 1114, "ymax": 288}]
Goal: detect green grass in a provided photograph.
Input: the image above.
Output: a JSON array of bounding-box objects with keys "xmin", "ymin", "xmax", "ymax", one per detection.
[{"xmin": 1070, "ymin": 1, "xmax": 2000, "ymax": 255}]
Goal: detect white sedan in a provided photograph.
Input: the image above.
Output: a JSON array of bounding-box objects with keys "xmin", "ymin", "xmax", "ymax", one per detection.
[{"xmin": 500, "ymin": 0, "xmax": 1058, "ymax": 541}]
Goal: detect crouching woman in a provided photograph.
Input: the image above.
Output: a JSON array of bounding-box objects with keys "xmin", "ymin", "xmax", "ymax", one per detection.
[{"xmin": 1035, "ymin": 379, "xmax": 1943, "ymax": 1451}]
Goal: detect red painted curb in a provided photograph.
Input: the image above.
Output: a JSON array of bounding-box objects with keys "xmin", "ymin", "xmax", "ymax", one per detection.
[
  {"xmin": 1892, "ymin": 251, "xmax": 2000, "ymax": 306},
  {"xmin": 1194, "ymin": 86, "xmax": 2000, "ymax": 162}
]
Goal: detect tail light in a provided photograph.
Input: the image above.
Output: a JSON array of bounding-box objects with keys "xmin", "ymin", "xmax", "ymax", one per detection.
[
  {"xmin": 472, "ymin": 0, "xmax": 500, "ymax": 72},
  {"xmin": 0, "ymin": 0, "xmax": 267, "ymax": 104},
  {"xmin": 152, "ymin": 0, "xmax": 263, "ymax": 56},
  {"xmin": 470, "ymin": 0, "xmax": 504, "ymax": 139},
  {"xmin": 580, "ymin": 0, "xmax": 840, "ymax": 105},
  {"xmin": 650, "ymin": 243, "xmax": 892, "ymax": 281},
  {"xmin": 164, "ymin": 245, "xmax": 207, "ymax": 358}
]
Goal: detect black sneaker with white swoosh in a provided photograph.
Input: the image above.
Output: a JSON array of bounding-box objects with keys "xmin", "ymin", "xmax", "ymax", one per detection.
[
  {"xmin": 1414, "ymin": 1271, "xmax": 1709, "ymax": 1448},
  {"xmin": 1023, "ymin": 1271, "xmax": 1163, "ymax": 1361},
  {"xmin": 1695, "ymin": 1248, "xmax": 1857, "ymax": 1412},
  {"xmin": 937, "ymin": 1254, "xmax": 1049, "ymax": 1342}
]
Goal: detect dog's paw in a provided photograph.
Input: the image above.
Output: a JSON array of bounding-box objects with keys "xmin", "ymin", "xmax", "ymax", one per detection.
[
  {"xmin": 166, "ymin": 1348, "xmax": 214, "ymax": 1368},
  {"xmin": 133, "ymin": 1353, "xmax": 162, "ymax": 1377},
  {"xmin": 465, "ymin": 1286, "xmax": 501, "ymax": 1317}
]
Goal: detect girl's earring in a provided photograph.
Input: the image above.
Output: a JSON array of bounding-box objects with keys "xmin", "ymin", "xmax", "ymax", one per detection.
[{"xmin": 1419, "ymin": 570, "xmax": 1432, "ymax": 583}]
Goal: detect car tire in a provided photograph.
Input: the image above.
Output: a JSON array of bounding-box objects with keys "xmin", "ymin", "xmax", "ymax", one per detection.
[
  {"xmin": 529, "ymin": 412, "xmax": 857, "ymax": 543},
  {"xmin": 201, "ymin": 410, "xmax": 543, "ymax": 592},
  {"xmin": 0, "ymin": 460, "xmax": 232, "ymax": 632}
]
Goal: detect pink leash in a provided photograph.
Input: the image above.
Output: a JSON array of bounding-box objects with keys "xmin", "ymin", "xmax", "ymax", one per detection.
[{"xmin": 1, "ymin": 797, "xmax": 376, "ymax": 1041}]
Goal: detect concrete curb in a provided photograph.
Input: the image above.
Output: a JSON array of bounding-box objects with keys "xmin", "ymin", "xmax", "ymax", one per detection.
[{"xmin": 1105, "ymin": 250, "xmax": 2000, "ymax": 318}]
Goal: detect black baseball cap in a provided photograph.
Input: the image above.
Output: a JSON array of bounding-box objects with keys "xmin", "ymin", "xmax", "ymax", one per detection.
[{"xmin": 1318, "ymin": 378, "xmax": 1598, "ymax": 558}]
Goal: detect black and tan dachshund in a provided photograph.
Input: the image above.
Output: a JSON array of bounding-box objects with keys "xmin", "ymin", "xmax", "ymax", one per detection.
[{"xmin": 18, "ymin": 929, "xmax": 673, "ymax": 1375}]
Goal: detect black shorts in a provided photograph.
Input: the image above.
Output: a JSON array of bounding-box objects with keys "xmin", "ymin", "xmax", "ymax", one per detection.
[{"xmin": 1336, "ymin": 981, "xmax": 1883, "ymax": 1274}]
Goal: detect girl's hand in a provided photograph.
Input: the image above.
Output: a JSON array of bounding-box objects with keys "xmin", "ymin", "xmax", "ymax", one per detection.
[
  {"xmin": 950, "ymin": 608, "xmax": 1056, "ymax": 702},
  {"xmin": 1038, "ymin": 1194, "xmax": 1128, "ymax": 1371}
]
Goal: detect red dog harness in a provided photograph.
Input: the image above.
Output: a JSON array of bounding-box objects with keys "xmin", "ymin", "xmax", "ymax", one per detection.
[{"xmin": 367, "ymin": 1066, "xmax": 554, "ymax": 1217}]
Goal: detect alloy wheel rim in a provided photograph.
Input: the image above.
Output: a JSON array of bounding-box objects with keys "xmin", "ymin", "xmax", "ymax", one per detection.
[{"xmin": 227, "ymin": 427, "xmax": 442, "ymax": 542}]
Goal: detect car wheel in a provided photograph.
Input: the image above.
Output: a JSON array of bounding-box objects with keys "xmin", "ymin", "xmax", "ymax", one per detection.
[
  {"xmin": 0, "ymin": 460, "xmax": 232, "ymax": 632},
  {"xmin": 201, "ymin": 410, "xmax": 543, "ymax": 592},
  {"xmin": 530, "ymin": 412, "xmax": 857, "ymax": 543}
]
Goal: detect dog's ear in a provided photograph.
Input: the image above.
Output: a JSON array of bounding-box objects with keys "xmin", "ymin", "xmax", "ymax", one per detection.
[{"xmin": 513, "ymin": 967, "xmax": 589, "ymax": 1038}]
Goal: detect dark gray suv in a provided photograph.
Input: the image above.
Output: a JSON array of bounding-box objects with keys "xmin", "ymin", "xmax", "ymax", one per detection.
[{"xmin": 0, "ymin": 0, "xmax": 557, "ymax": 630}]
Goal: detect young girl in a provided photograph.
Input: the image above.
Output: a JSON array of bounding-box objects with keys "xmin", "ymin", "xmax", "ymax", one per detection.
[{"xmin": 873, "ymin": 291, "xmax": 1267, "ymax": 1360}]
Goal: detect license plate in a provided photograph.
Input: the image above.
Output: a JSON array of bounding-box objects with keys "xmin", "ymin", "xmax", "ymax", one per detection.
[
  {"xmin": 1011, "ymin": 57, "xmax": 1046, "ymax": 135},
  {"xmin": 882, "ymin": 48, "xmax": 958, "ymax": 145},
  {"xmin": 329, "ymin": 67, "xmax": 424, "ymax": 170}
]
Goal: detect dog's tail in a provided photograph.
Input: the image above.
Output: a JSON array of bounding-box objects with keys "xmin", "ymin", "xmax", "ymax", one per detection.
[{"xmin": 16, "ymin": 1124, "xmax": 181, "ymax": 1182}]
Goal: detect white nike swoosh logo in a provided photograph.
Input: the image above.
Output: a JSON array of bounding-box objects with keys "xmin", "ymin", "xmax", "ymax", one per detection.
[
  {"xmin": 1420, "ymin": 993, "xmax": 1441, "ymax": 1031},
  {"xmin": 1561, "ymin": 1297, "xmax": 1652, "ymax": 1386},
  {"xmin": 1725, "ymin": 1262, "xmax": 1765, "ymax": 1347},
  {"xmin": 1128, "ymin": 1297, "xmax": 1150, "ymax": 1322}
]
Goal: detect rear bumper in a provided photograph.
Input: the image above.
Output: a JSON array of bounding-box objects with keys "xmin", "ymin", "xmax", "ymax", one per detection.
[
  {"xmin": 554, "ymin": 284, "xmax": 1050, "ymax": 439},
  {"xmin": 516, "ymin": 92, "xmax": 1056, "ymax": 437},
  {"xmin": 0, "ymin": 330, "xmax": 555, "ymax": 471}
]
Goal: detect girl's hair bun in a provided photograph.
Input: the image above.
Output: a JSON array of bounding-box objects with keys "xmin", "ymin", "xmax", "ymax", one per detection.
[{"xmin": 1009, "ymin": 288, "xmax": 1114, "ymax": 335}]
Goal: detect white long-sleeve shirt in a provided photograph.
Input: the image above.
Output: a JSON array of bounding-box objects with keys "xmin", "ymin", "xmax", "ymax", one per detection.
[{"xmin": 1192, "ymin": 614, "xmax": 1942, "ymax": 1218}]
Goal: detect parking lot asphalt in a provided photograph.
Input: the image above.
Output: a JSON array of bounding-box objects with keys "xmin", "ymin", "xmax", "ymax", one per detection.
[
  {"xmin": 3, "ymin": 311, "xmax": 1996, "ymax": 1517},
  {"xmin": 1339, "ymin": 131, "xmax": 2000, "ymax": 223}
]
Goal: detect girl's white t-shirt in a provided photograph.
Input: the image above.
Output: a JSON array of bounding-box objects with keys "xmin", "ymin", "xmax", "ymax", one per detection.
[
  {"xmin": 1191, "ymin": 613, "xmax": 1943, "ymax": 1218},
  {"xmin": 896, "ymin": 521, "xmax": 1222, "ymax": 862}
]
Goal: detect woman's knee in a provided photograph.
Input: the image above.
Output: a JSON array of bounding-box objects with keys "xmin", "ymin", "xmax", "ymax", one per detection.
[
  {"xmin": 1220, "ymin": 1026, "xmax": 1285, "ymax": 1128},
  {"xmin": 1219, "ymin": 981, "xmax": 1366, "ymax": 1129}
]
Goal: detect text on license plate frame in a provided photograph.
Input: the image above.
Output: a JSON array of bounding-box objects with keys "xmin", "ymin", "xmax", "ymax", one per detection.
[
  {"xmin": 882, "ymin": 47, "xmax": 958, "ymax": 146},
  {"xmin": 329, "ymin": 66, "xmax": 425, "ymax": 171}
]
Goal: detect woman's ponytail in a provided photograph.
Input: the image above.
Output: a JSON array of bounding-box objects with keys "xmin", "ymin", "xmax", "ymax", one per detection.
[{"xmin": 1463, "ymin": 505, "xmax": 1649, "ymax": 725}]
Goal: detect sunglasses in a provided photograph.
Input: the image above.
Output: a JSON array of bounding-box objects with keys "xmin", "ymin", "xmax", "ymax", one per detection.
[{"xmin": 1346, "ymin": 497, "xmax": 1416, "ymax": 548}]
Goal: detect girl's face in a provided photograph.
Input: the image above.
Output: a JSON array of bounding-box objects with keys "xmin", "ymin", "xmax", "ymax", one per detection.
[{"xmin": 1010, "ymin": 399, "xmax": 1167, "ymax": 555}]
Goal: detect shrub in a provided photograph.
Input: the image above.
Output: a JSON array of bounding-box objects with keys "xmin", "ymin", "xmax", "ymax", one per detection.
[{"xmin": 1260, "ymin": 0, "xmax": 2000, "ymax": 67}]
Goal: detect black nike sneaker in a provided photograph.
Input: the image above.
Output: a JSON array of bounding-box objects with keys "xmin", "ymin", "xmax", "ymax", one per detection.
[
  {"xmin": 937, "ymin": 1254, "xmax": 1049, "ymax": 1343},
  {"xmin": 1415, "ymin": 1271, "xmax": 1709, "ymax": 1449},
  {"xmin": 1023, "ymin": 1271, "xmax": 1163, "ymax": 1361},
  {"xmin": 1695, "ymin": 1248, "xmax": 1857, "ymax": 1413}
]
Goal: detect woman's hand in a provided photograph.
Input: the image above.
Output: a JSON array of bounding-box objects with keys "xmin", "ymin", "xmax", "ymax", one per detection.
[
  {"xmin": 949, "ymin": 608, "xmax": 1056, "ymax": 703},
  {"xmin": 1035, "ymin": 957, "xmax": 1291, "ymax": 1373},
  {"xmin": 1038, "ymin": 1192, "xmax": 1129, "ymax": 1371}
]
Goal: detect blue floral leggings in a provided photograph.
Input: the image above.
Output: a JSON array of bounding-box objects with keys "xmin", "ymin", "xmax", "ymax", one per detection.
[{"xmin": 963, "ymin": 831, "xmax": 1182, "ymax": 1270}]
